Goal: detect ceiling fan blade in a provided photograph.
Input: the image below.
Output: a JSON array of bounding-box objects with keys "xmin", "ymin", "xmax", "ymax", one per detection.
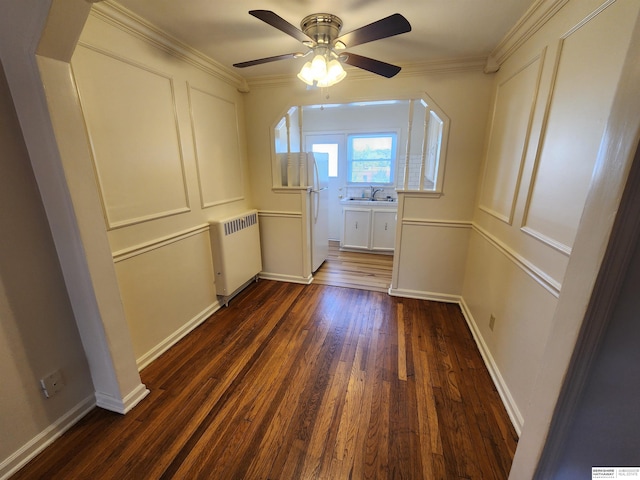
[
  {"xmin": 249, "ymin": 10, "xmax": 312, "ymax": 43},
  {"xmin": 335, "ymin": 13, "xmax": 411, "ymax": 48},
  {"xmin": 342, "ymin": 53, "xmax": 401, "ymax": 78},
  {"xmin": 233, "ymin": 53, "xmax": 303, "ymax": 68}
]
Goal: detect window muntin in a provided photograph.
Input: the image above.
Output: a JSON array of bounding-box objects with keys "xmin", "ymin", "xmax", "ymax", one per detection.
[{"xmin": 347, "ymin": 133, "xmax": 397, "ymax": 184}]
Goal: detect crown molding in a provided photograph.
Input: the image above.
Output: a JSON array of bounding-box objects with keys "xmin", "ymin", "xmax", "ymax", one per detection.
[
  {"xmin": 246, "ymin": 56, "xmax": 488, "ymax": 89},
  {"xmin": 400, "ymin": 56, "xmax": 487, "ymax": 76},
  {"xmin": 488, "ymin": 0, "xmax": 570, "ymax": 68},
  {"xmin": 91, "ymin": 1, "xmax": 249, "ymax": 93}
]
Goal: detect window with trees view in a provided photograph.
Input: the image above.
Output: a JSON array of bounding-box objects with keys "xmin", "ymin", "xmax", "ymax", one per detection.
[{"xmin": 347, "ymin": 133, "xmax": 397, "ymax": 184}]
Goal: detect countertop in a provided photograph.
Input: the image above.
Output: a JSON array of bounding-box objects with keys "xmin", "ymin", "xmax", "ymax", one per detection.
[{"xmin": 340, "ymin": 197, "xmax": 398, "ymax": 207}]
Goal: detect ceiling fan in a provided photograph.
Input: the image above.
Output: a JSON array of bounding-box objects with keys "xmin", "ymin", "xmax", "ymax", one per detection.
[{"xmin": 233, "ymin": 10, "xmax": 411, "ymax": 87}]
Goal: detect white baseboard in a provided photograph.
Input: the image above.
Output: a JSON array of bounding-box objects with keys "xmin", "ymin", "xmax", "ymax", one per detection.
[
  {"xmin": 136, "ymin": 301, "xmax": 221, "ymax": 371},
  {"xmin": 95, "ymin": 383, "xmax": 150, "ymax": 414},
  {"xmin": 388, "ymin": 287, "xmax": 461, "ymax": 303},
  {"xmin": 458, "ymin": 297, "xmax": 523, "ymax": 435},
  {"xmin": 0, "ymin": 395, "xmax": 95, "ymax": 480},
  {"xmin": 258, "ymin": 272, "xmax": 313, "ymax": 285}
]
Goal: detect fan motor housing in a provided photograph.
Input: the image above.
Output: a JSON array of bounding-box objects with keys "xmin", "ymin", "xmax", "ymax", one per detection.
[{"xmin": 301, "ymin": 13, "xmax": 343, "ymax": 45}]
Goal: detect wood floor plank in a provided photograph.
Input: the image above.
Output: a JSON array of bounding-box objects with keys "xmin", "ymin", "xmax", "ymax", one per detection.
[
  {"xmin": 396, "ymin": 303, "xmax": 408, "ymax": 381},
  {"xmin": 414, "ymin": 310, "xmax": 445, "ymax": 457},
  {"xmin": 298, "ymin": 352, "xmax": 349, "ymax": 479},
  {"xmin": 334, "ymin": 336, "xmax": 367, "ymax": 477},
  {"xmin": 12, "ymin": 280, "xmax": 518, "ymax": 480},
  {"xmin": 408, "ymin": 305, "xmax": 437, "ymax": 479}
]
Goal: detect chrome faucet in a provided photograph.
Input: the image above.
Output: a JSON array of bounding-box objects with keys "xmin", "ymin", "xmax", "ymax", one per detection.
[{"xmin": 370, "ymin": 186, "xmax": 384, "ymax": 201}]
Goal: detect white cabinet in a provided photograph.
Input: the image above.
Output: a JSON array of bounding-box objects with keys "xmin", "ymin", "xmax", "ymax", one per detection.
[
  {"xmin": 371, "ymin": 210, "xmax": 397, "ymax": 251},
  {"xmin": 341, "ymin": 205, "xmax": 397, "ymax": 252},
  {"xmin": 342, "ymin": 208, "xmax": 371, "ymax": 249}
]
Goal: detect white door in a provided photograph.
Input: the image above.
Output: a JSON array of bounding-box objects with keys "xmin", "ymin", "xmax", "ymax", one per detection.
[{"xmin": 305, "ymin": 134, "xmax": 346, "ymax": 241}]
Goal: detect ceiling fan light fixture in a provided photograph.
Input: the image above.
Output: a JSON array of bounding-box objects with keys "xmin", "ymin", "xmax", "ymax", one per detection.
[
  {"xmin": 298, "ymin": 50, "xmax": 346, "ymax": 88},
  {"xmin": 326, "ymin": 59, "xmax": 347, "ymax": 83},
  {"xmin": 297, "ymin": 61, "xmax": 315, "ymax": 85},
  {"xmin": 236, "ymin": 11, "xmax": 409, "ymax": 85},
  {"xmin": 310, "ymin": 53, "xmax": 328, "ymax": 78}
]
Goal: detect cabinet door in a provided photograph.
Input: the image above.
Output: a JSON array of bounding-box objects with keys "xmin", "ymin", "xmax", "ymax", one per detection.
[
  {"xmin": 343, "ymin": 209, "xmax": 371, "ymax": 249},
  {"xmin": 371, "ymin": 210, "xmax": 397, "ymax": 251}
]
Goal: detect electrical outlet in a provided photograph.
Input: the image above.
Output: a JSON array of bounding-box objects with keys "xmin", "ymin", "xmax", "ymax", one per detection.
[
  {"xmin": 489, "ymin": 314, "xmax": 496, "ymax": 331},
  {"xmin": 40, "ymin": 370, "xmax": 65, "ymax": 398}
]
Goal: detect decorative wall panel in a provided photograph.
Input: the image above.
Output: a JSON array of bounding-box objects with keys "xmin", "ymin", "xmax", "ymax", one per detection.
[
  {"xmin": 479, "ymin": 53, "xmax": 543, "ymax": 224},
  {"xmin": 72, "ymin": 45, "xmax": 189, "ymax": 229},
  {"xmin": 522, "ymin": 4, "xmax": 631, "ymax": 252},
  {"xmin": 189, "ymin": 85, "xmax": 244, "ymax": 208}
]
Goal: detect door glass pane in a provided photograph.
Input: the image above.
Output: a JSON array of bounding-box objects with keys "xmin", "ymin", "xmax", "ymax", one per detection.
[{"xmin": 311, "ymin": 143, "xmax": 338, "ymax": 177}]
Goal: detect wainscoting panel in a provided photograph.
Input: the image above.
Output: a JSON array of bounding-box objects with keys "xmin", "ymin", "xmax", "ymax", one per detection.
[
  {"xmin": 258, "ymin": 211, "xmax": 311, "ymax": 284},
  {"xmin": 72, "ymin": 45, "xmax": 190, "ymax": 229},
  {"xmin": 394, "ymin": 220, "xmax": 471, "ymax": 297},
  {"xmin": 114, "ymin": 229, "xmax": 217, "ymax": 364},
  {"xmin": 462, "ymin": 228, "xmax": 558, "ymax": 431},
  {"xmin": 188, "ymin": 84, "xmax": 244, "ymax": 208}
]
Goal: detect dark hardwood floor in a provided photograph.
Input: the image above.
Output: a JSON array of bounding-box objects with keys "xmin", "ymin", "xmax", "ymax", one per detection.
[{"xmin": 13, "ymin": 280, "xmax": 517, "ymax": 479}]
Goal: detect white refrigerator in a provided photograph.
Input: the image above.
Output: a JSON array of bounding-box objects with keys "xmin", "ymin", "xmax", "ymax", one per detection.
[{"xmin": 308, "ymin": 152, "xmax": 329, "ymax": 272}]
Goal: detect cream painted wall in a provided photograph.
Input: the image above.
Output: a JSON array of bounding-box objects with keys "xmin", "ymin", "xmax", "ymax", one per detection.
[
  {"xmin": 245, "ymin": 69, "xmax": 494, "ymax": 286},
  {"xmin": 462, "ymin": 0, "xmax": 640, "ymax": 434},
  {"xmin": 69, "ymin": 8, "xmax": 253, "ymax": 366},
  {"xmin": 0, "ymin": 62, "xmax": 93, "ymax": 475}
]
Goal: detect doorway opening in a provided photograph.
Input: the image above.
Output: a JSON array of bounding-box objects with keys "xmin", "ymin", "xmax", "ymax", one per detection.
[{"xmin": 307, "ymin": 135, "xmax": 394, "ymax": 293}]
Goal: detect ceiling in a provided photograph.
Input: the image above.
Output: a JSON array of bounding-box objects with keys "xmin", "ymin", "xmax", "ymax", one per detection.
[{"xmin": 114, "ymin": 0, "xmax": 536, "ymax": 79}]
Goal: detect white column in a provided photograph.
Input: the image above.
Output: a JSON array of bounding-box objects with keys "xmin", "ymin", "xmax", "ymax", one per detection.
[{"xmin": 0, "ymin": 0, "xmax": 148, "ymax": 414}]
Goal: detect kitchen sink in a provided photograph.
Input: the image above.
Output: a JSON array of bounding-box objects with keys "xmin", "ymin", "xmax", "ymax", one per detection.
[{"xmin": 346, "ymin": 197, "xmax": 396, "ymax": 202}]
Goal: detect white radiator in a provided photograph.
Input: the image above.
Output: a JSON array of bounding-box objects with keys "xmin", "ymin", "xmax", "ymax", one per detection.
[{"xmin": 209, "ymin": 210, "xmax": 262, "ymax": 303}]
